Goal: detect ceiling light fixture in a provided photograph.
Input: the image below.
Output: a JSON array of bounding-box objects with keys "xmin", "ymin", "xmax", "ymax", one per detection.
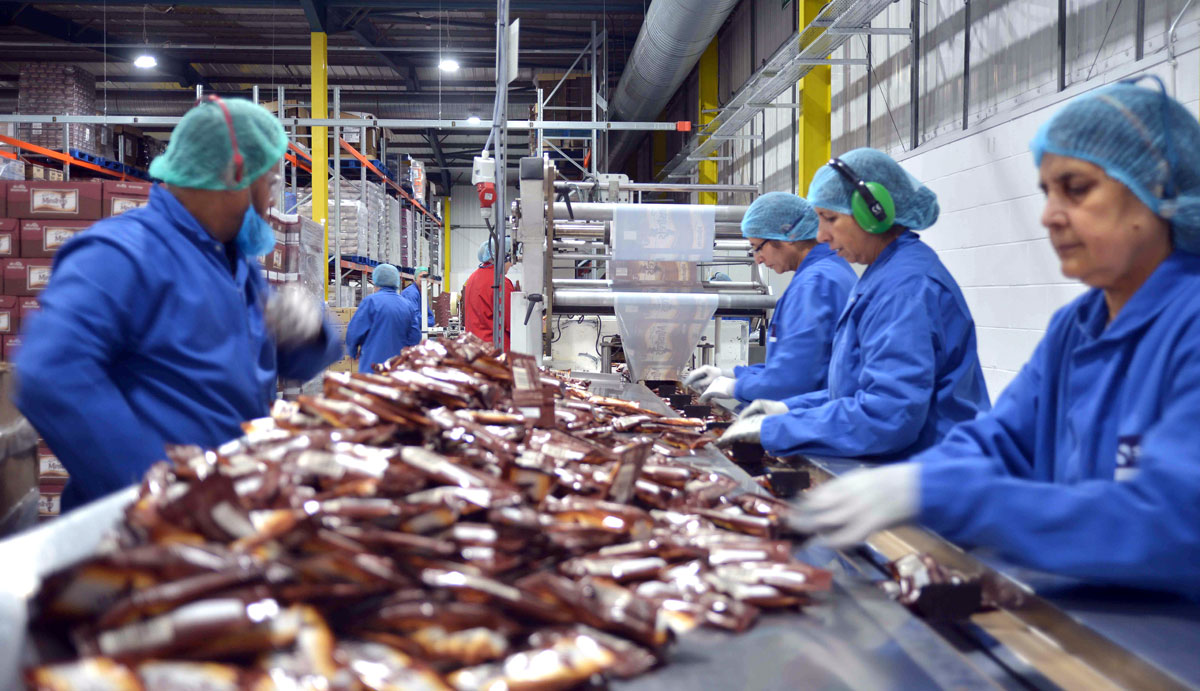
[
  {"xmin": 439, "ymin": 58, "xmax": 459, "ymax": 72},
  {"xmin": 467, "ymin": 115, "xmax": 481, "ymax": 125},
  {"xmin": 133, "ymin": 54, "xmax": 157, "ymax": 69}
]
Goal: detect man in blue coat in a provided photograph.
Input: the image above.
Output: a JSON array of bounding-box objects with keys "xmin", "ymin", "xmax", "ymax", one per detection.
[
  {"xmin": 719, "ymin": 148, "xmax": 990, "ymax": 460},
  {"xmin": 15, "ymin": 96, "xmax": 343, "ymax": 512},
  {"xmin": 683, "ymin": 192, "xmax": 855, "ymax": 404},
  {"xmin": 791, "ymin": 79, "xmax": 1200, "ymax": 595},
  {"xmin": 346, "ymin": 263, "xmax": 420, "ymax": 372},
  {"xmin": 401, "ymin": 265, "xmax": 436, "ymax": 333}
]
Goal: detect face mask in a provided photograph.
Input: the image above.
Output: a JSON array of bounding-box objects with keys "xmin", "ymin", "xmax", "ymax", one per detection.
[{"xmin": 235, "ymin": 204, "xmax": 276, "ymax": 257}]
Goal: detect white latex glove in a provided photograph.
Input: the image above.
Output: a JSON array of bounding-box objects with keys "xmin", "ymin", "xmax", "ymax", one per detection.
[
  {"xmin": 788, "ymin": 464, "xmax": 920, "ymax": 547},
  {"xmin": 265, "ymin": 285, "xmax": 324, "ymax": 349},
  {"xmin": 739, "ymin": 399, "xmax": 789, "ymax": 419},
  {"xmin": 715, "ymin": 414, "xmax": 765, "ymax": 447},
  {"xmin": 683, "ymin": 365, "xmax": 732, "ymax": 393},
  {"xmin": 699, "ymin": 376, "xmax": 737, "ymax": 403}
]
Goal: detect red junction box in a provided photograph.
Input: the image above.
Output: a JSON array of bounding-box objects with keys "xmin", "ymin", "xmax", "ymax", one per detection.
[
  {"xmin": 0, "ymin": 295, "xmax": 15, "ymax": 336},
  {"xmin": 20, "ymin": 219, "xmax": 91, "ymax": 258},
  {"xmin": 2, "ymin": 334, "xmax": 21, "ymax": 361},
  {"xmin": 3, "ymin": 258, "xmax": 52, "ymax": 296},
  {"xmin": 102, "ymin": 180, "xmax": 152, "ymax": 217},
  {"xmin": 0, "ymin": 218, "xmax": 17, "ymax": 259},
  {"xmin": 6, "ymin": 181, "xmax": 103, "ymax": 221}
]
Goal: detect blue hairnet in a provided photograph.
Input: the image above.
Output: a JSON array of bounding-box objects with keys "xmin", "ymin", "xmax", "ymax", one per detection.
[
  {"xmin": 808, "ymin": 148, "xmax": 940, "ymax": 231},
  {"xmin": 149, "ymin": 98, "xmax": 287, "ymax": 191},
  {"xmin": 710, "ymin": 271, "xmax": 732, "ymax": 281},
  {"xmin": 1031, "ymin": 77, "xmax": 1200, "ymax": 254},
  {"xmin": 372, "ymin": 263, "xmax": 400, "ymax": 288},
  {"xmin": 741, "ymin": 192, "xmax": 819, "ymax": 241},
  {"xmin": 478, "ymin": 237, "xmax": 513, "ymax": 264}
]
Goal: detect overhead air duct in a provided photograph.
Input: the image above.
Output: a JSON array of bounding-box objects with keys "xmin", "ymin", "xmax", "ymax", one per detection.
[{"xmin": 607, "ymin": 0, "xmax": 739, "ymax": 170}]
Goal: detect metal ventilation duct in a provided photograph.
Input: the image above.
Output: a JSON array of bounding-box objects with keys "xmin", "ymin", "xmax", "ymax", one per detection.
[{"xmin": 607, "ymin": 0, "xmax": 739, "ymax": 170}]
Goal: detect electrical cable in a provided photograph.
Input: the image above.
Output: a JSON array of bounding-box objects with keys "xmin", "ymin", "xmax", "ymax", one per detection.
[
  {"xmin": 1083, "ymin": 0, "xmax": 1126, "ymax": 84},
  {"xmin": 859, "ymin": 35, "xmax": 905, "ymax": 152}
]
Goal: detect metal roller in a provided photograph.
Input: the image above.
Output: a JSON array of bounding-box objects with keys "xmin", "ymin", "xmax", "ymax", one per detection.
[
  {"xmin": 552, "ymin": 289, "xmax": 777, "ymax": 310},
  {"xmin": 553, "ymin": 278, "xmax": 764, "ymax": 291},
  {"xmin": 555, "ymin": 181, "xmax": 759, "ymax": 194},
  {"xmin": 552, "ymin": 202, "xmax": 749, "ymax": 222}
]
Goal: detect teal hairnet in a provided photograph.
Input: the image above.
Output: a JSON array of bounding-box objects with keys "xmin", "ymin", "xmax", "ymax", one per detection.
[
  {"xmin": 372, "ymin": 263, "xmax": 400, "ymax": 288},
  {"xmin": 808, "ymin": 148, "xmax": 940, "ymax": 231},
  {"xmin": 478, "ymin": 237, "xmax": 513, "ymax": 264},
  {"xmin": 741, "ymin": 191, "xmax": 819, "ymax": 241},
  {"xmin": 710, "ymin": 271, "xmax": 732, "ymax": 281},
  {"xmin": 1031, "ymin": 77, "xmax": 1200, "ymax": 254},
  {"xmin": 149, "ymin": 98, "xmax": 288, "ymax": 191}
]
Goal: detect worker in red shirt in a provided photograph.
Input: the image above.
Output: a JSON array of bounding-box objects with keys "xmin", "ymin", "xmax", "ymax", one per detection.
[{"xmin": 463, "ymin": 238, "xmax": 515, "ymax": 351}]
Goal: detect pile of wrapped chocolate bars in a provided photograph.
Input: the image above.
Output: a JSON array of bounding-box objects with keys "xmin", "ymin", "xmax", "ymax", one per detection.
[{"xmin": 25, "ymin": 334, "xmax": 830, "ymax": 690}]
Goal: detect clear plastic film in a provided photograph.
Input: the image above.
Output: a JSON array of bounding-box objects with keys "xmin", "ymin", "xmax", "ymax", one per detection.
[{"xmin": 610, "ymin": 205, "xmax": 717, "ymax": 381}]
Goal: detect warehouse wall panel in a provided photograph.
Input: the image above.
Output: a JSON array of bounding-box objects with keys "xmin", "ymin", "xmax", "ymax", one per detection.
[{"xmin": 448, "ymin": 184, "xmax": 517, "ymax": 293}]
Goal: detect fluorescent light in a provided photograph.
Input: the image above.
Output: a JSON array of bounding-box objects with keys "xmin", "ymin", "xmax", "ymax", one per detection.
[
  {"xmin": 133, "ymin": 54, "xmax": 157, "ymax": 69},
  {"xmin": 467, "ymin": 115, "xmax": 481, "ymax": 125},
  {"xmin": 438, "ymin": 58, "xmax": 459, "ymax": 72}
]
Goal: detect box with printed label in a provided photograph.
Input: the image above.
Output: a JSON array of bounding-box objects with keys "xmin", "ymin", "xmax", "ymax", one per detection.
[
  {"xmin": 0, "ymin": 295, "xmax": 16, "ymax": 336},
  {"xmin": 6, "ymin": 181, "xmax": 102, "ymax": 220},
  {"xmin": 17, "ymin": 297, "xmax": 38, "ymax": 324},
  {"xmin": 3, "ymin": 258, "xmax": 52, "ymax": 296},
  {"xmin": 0, "ymin": 218, "xmax": 17, "ymax": 258},
  {"xmin": 39, "ymin": 454, "xmax": 67, "ymax": 478},
  {"xmin": 102, "ymin": 180, "xmax": 152, "ymax": 217},
  {"xmin": 20, "ymin": 220, "xmax": 90, "ymax": 258},
  {"xmin": 2, "ymin": 334, "xmax": 21, "ymax": 361}
]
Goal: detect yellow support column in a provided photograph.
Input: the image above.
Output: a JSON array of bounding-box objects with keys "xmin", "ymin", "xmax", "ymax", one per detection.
[
  {"xmin": 697, "ymin": 38, "xmax": 719, "ymax": 205},
  {"xmin": 443, "ymin": 199, "xmax": 451, "ymax": 292},
  {"xmin": 651, "ymin": 132, "xmax": 667, "ymax": 180},
  {"xmin": 797, "ymin": 0, "xmax": 830, "ymax": 196},
  {"xmin": 311, "ymin": 31, "xmax": 329, "ymax": 300}
]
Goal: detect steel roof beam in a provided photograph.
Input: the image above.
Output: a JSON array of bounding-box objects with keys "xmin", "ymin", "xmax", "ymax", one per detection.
[{"xmin": 423, "ymin": 128, "xmax": 453, "ymax": 199}]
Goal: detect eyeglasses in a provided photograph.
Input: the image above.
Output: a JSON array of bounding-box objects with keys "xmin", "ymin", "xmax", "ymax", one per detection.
[{"xmin": 747, "ymin": 239, "xmax": 770, "ymax": 258}]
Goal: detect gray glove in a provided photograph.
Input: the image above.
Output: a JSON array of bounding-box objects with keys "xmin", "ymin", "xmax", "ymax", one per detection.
[
  {"xmin": 699, "ymin": 376, "xmax": 737, "ymax": 403},
  {"xmin": 787, "ymin": 464, "xmax": 920, "ymax": 547},
  {"xmin": 716, "ymin": 414, "xmax": 765, "ymax": 447},
  {"xmin": 683, "ymin": 365, "xmax": 734, "ymax": 393},
  {"xmin": 740, "ymin": 399, "xmax": 789, "ymax": 419},
  {"xmin": 265, "ymin": 285, "xmax": 324, "ymax": 349}
]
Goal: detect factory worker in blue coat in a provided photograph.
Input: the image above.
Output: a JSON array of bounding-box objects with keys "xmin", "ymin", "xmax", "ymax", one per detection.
[
  {"xmin": 401, "ymin": 265, "xmax": 436, "ymax": 331},
  {"xmin": 791, "ymin": 78, "xmax": 1200, "ymax": 595},
  {"xmin": 14, "ymin": 96, "xmax": 342, "ymax": 512},
  {"xmin": 683, "ymin": 192, "xmax": 855, "ymax": 404},
  {"xmin": 719, "ymin": 148, "xmax": 990, "ymax": 459},
  {"xmin": 346, "ymin": 263, "xmax": 420, "ymax": 372}
]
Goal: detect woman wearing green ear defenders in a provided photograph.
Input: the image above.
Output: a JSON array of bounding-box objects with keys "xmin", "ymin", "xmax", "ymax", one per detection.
[{"xmin": 719, "ymin": 147, "xmax": 991, "ymax": 461}]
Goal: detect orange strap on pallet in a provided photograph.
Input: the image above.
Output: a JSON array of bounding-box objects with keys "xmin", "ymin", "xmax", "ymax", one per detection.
[
  {"xmin": 284, "ymin": 152, "xmax": 312, "ymax": 174},
  {"xmin": 0, "ymin": 133, "xmax": 127, "ymax": 180},
  {"xmin": 337, "ymin": 138, "xmax": 440, "ymax": 223}
]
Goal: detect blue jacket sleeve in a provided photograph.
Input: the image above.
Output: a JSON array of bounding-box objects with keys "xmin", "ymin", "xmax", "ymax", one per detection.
[
  {"xmin": 278, "ymin": 312, "xmax": 343, "ymax": 380},
  {"xmin": 345, "ymin": 297, "xmax": 372, "ymax": 358},
  {"xmin": 733, "ymin": 272, "xmax": 844, "ymax": 403},
  {"xmin": 14, "ymin": 240, "xmax": 170, "ymax": 497},
  {"xmin": 917, "ymin": 337, "xmax": 1200, "ymax": 593},
  {"xmin": 760, "ymin": 278, "xmax": 938, "ymax": 458}
]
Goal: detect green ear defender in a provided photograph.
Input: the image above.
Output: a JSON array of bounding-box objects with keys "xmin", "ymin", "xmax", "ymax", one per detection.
[{"xmin": 828, "ymin": 158, "xmax": 897, "ymax": 234}]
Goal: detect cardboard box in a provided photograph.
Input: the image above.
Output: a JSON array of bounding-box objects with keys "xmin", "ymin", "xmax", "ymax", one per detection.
[
  {"xmin": 0, "ymin": 218, "xmax": 17, "ymax": 258},
  {"xmin": 20, "ymin": 220, "xmax": 90, "ymax": 258},
  {"xmin": 4, "ymin": 259, "xmax": 52, "ymax": 296},
  {"xmin": 0, "ymin": 296, "xmax": 16, "ymax": 336},
  {"xmin": 102, "ymin": 180, "xmax": 152, "ymax": 217},
  {"xmin": 0, "ymin": 180, "xmax": 6, "ymax": 217},
  {"xmin": 2, "ymin": 335, "xmax": 21, "ymax": 361},
  {"xmin": 17, "ymin": 297, "xmax": 38, "ymax": 325},
  {"xmin": 7, "ymin": 181, "xmax": 102, "ymax": 220}
]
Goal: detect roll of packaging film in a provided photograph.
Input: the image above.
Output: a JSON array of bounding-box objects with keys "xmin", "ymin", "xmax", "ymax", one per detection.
[{"xmin": 611, "ymin": 205, "xmax": 718, "ymax": 382}]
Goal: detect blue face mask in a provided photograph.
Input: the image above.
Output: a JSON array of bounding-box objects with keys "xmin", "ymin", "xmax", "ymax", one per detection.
[{"xmin": 235, "ymin": 205, "xmax": 276, "ymax": 257}]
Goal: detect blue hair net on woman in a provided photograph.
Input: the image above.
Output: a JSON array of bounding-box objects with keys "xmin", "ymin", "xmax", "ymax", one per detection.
[
  {"xmin": 371, "ymin": 263, "xmax": 400, "ymax": 288},
  {"xmin": 478, "ymin": 237, "xmax": 513, "ymax": 264},
  {"xmin": 1031, "ymin": 77, "xmax": 1200, "ymax": 254},
  {"xmin": 741, "ymin": 192, "xmax": 819, "ymax": 241},
  {"xmin": 807, "ymin": 147, "xmax": 940, "ymax": 231}
]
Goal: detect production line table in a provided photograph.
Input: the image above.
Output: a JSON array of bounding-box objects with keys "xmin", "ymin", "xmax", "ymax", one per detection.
[{"xmin": 0, "ymin": 376, "xmax": 1195, "ymax": 690}]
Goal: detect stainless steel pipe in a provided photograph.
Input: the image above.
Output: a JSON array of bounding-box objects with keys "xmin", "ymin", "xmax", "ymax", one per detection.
[
  {"xmin": 551, "ymin": 202, "xmax": 748, "ymax": 223},
  {"xmin": 555, "ymin": 181, "xmax": 758, "ymax": 194},
  {"xmin": 553, "ymin": 278, "xmax": 763, "ymax": 291},
  {"xmin": 552, "ymin": 290, "xmax": 777, "ymax": 310}
]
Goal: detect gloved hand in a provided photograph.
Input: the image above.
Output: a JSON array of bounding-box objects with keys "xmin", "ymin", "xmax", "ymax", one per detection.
[
  {"xmin": 699, "ymin": 376, "xmax": 737, "ymax": 403},
  {"xmin": 265, "ymin": 285, "xmax": 324, "ymax": 349},
  {"xmin": 740, "ymin": 399, "xmax": 789, "ymax": 418},
  {"xmin": 716, "ymin": 414, "xmax": 765, "ymax": 447},
  {"xmin": 787, "ymin": 464, "xmax": 920, "ymax": 547},
  {"xmin": 683, "ymin": 365, "xmax": 733, "ymax": 393}
]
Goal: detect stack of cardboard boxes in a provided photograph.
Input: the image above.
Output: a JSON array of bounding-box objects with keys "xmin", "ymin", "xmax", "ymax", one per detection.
[
  {"xmin": 264, "ymin": 208, "xmax": 300, "ymax": 287},
  {"xmin": 0, "ymin": 178, "xmax": 151, "ymax": 521}
]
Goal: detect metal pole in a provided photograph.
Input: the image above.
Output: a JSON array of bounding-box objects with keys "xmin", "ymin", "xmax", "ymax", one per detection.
[
  {"xmin": 590, "ymin": 20, "xmax": 598, "ymax": 179},
  {"xmin": 962, "ymin": 0, "xmax": 971, "ymax": 131},
  {"xmin": 1135, "ymin": 0, "xmax": 1145, "ymax": 62},
  {"xmin": 492, "ymin": 0, "xmax": 510, "ymax": 351},
  {"xmin": 1057, "ymin": 0, "xmax": 1067, "ymax": 91},
  {"xmin": 252, "ymin": 85, "xmax": 259, "ymax": 105},
  {"xmin": 62, "ymin": 124, "xmax": 70, "ymax": 181},
  {"xmin": 866, "ymin": 32, "xmax": 872, "ymax": 147},
  {"xmin": 334, "ymin": 87, "xmax": 342, "ymax": 307},
  {"xmin": 360, "ymin": 126, "xmax": 368, "ymax": 265},
  {"xmin": 276, "ymin": 87, "xmax": 286, "ymax": 211},
  {"xmin": 910, "ymin": 0, "xmax": 920, "ymax": 151}
]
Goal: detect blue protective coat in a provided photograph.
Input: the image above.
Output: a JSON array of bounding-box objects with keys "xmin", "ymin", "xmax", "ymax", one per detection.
[
  {"xmin": 733, "ymin": 244, "xmax": 856, "ymax": 402},
  {"xmin": 914, "ymin": 251, "xmax": 1200, "ymax": 594},
  {"xmin": 346, "ymin": 286, "xmax": 420, "ymax": 372},
  {"xmin": 14, "ymin": 186, "xmax": 343, "ymax": 511},
  {"xmin": 402, "ymin": 283, "xmax": 436, "ymax": 328},
  {"xmin": 761, "ymin": 231, "xmax": 990, "ymax": 459}
]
